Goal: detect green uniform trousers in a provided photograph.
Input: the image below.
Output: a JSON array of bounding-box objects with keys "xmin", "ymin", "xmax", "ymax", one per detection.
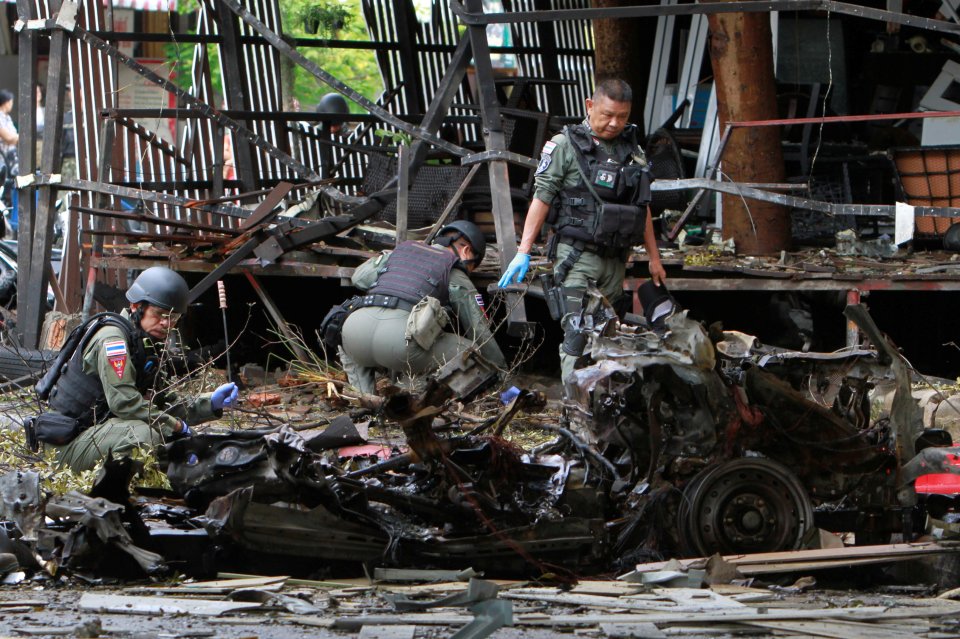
[
  {"xmin": 340, "ymin": 306, "xmax": 478, "ymax": 394},
  {"xmin": 56, "ymin": 417, "xmax": 174, "ymax": 472},
  {"xmin": 554, "ymin": 241, "xmax": 626, "ymax": 382}
]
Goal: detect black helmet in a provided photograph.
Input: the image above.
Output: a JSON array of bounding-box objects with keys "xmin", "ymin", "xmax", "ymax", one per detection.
[
  {"xmin": 439, "ymin": 220, "xmax": 486, "ymax": 262},
  {"xmin": 126, "ymin": 267, "xmax": 189, "ymax": 314},
  {"xmin": 316, "ymin": 93, "xmax": 349, "ymax": 115}
]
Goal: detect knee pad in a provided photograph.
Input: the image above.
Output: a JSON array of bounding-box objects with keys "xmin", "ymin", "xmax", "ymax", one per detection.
[{"xmin": 561, "ymin": 328, "xmax": 588, "ymax": 357}]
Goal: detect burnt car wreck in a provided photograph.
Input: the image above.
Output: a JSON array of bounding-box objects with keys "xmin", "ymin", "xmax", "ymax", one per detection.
[{"xmin": 2, "ymin": 301, "xmax": 959, "ymax": 580}]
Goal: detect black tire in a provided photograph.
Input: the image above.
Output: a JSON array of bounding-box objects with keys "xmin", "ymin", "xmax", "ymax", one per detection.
[{"xmin": 0, "ymin": 345, "xmax": 55, "ymax": 382}]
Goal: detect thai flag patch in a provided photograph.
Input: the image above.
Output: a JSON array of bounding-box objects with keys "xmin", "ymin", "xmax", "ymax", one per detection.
[{"xmin": 104, "ymin": 339, "xmax": 128, "ymax": 379}]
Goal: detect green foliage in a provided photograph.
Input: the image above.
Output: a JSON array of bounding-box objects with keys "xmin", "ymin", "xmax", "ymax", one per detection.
[
  {"xmin": 0, "ymin": 427, "xmax": 95, "ymax": 495},
  {"xmin": 164, "ymin": 0, "xmax": 383, "ymax": 115},
  {"xmin": 298, "ymin": 0, "xmax": 351, "ymax": 36},
  {"xmin": 286, "ymin": 0, "xmax": 383, "ymax": 112},
  {"xmin": 373, "ymin": 128, "xmax": 411, "ymax": 147},
  {"xmin": 0, "ymin": 426, "xmax": 170, "ymax": 497}
]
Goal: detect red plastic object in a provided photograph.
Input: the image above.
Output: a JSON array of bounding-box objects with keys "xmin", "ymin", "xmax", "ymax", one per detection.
[{"xmin": 915, "ymin": 473, "xmax": 960, "ymax": 495}]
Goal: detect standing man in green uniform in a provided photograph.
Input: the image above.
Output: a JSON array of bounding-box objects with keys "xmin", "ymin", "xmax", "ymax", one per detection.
[
  {"xmin": 339, "ymin": 221, "xmax": 506, "ymax": 394},
  {"xmin": 497, "ymin": 78, "xmax": 666, "ymax": 381},
  {"xmin": 35, "ymin": 267, "xmax": 238, "ymax": 472}
]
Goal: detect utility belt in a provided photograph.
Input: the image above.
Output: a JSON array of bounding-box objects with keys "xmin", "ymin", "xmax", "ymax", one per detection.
[
  {"xmin": 558, "ymin": 235, "xmax": 628, "ymax": 259},
  {"xmin": 353, "ymin": 294, "xmax": 416, "ymax": 313},
  {"xmin": 319, "ymin": 293, "xmax": 415, "ymax": 353}
]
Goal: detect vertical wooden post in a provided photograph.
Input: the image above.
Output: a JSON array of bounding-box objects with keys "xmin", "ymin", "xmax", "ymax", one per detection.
[
  {"xmin": 395, "ymin": 143, "xmax": 409, "ymax": 243},
  {"xmin": 14, "ymin": 0, "xmax": 38, "ymax": 346},
  {"xmin": 215, "ymin": 0, "xmax": 256, "ymax": 192},
  {"xmin": 391, "ymin": 0, "xmax": 424, "ymax": 116},
  {"xmin": 22, "ymin": 0, "xmax": 73, "ymax": 347},
  {"xmin": 465, "ymin": 0, "xmax": 532, "ymax": 338},
  {"xmin": 706, "ymin": 2, "xmax": 789, "ymax": 255}
]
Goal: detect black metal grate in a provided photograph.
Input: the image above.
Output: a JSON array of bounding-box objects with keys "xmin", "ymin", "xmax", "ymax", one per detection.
[{"xmin": 363, "ymin": 153, "xmax": 470, "ymax": 227}]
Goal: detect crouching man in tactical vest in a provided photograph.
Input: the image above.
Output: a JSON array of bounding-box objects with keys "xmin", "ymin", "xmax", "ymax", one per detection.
[
  {"xmin": 497, "ymin": 78, "xmax": 667, "ymax": 382},
  {"xmin": 336, "ymin": 221, "xmax": 507, "ymax": 394},
  {"xmin": 28, "ymin": 267, "xmax": 239, "ymax": 472}
]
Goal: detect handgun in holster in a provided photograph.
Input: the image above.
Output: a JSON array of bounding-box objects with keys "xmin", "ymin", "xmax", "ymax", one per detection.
[{"xmin": 540, "ymin": 273, "xmax": 568, "ymax": 321}]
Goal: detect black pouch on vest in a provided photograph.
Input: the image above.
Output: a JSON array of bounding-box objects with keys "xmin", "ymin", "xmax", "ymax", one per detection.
[
  {"xmin": 596, "ymin": 202, "xmax": 642, "ymax": 247},
  {"xmin": 319, "ymin": 296, "xmax": 360, "ymax": 353},
  {"xmin": 34, "ymin": 412, "xmax": 83, "ymax": 446}
]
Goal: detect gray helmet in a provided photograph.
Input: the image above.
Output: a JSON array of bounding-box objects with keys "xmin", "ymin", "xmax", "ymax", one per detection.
[
  {"xmin": 316, "ymin": 93, "xmax": 349, "ymax": 115},
  {"xmin": 126, "ymin": 266, "xmax": 189, "ymax": 314},
  {"xmin": 439, "ymin": 220, "xmax": 486, "ymax": 262}
]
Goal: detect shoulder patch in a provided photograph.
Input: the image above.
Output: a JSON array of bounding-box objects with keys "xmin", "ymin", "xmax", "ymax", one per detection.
[
  {"xmin": 104, "ymin": 339, "xmax": 127, "ymax": 357},
  {"xmin": 542, "ymin": 140, "xmax": 557, "ymax": 155},
  {"xmin": 104, "ymin": 339, "xmax": 128, "ymax": 380},
  {"xmin": 535, "ymin": 152, "xmax": 553, "ymax": 175}
]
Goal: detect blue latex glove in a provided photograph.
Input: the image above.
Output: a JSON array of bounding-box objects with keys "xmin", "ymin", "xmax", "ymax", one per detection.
[
  {"xmin": 179, "ymin": 420, "xmax": 192, "ymax": 437},
  {"xmin": 497, "ymin": 252, "xmax": 531, "ymax": 288},
  {"xmin": 500, "ymin": 386, "xmax": 521, "ymax": 405},
  {"xmin": 211, "ymin": 382, "xmax": 239, "ymax": 411}
]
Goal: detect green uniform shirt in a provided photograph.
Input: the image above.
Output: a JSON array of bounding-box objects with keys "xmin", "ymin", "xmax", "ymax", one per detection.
[
  {"xmin": 82, "ymin": 309, "xmax": 218, "ymax": 435},
  {"xmin": 532, "ymin": 119, "xmax": 647, "ymax": 205},
  {"xmin": 351, "ymin": 248, "xmax": 506, "ymax": 368}
]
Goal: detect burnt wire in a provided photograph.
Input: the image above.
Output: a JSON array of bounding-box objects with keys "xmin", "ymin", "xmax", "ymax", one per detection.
[
  {"xmin": 758, "ymin": 405, "xmax": 891, "ymax": 459},
  {"xmin": 715, "ymin": 168, "xmax": 758, "ymax": 236},
  {"xmin": 809, "ymin": 9, "xmax": 834, "ymax": 178}
]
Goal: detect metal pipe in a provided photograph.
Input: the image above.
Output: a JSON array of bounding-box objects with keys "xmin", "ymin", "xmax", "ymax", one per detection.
[{"xmin": 218, "ymin": 281, "xmax": 232, "ymax": 382}]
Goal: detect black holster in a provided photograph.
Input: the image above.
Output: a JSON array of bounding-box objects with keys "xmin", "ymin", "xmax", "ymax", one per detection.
[
  {"xmin": 540, "ymin": 273, "xmax": 568, "ymax": 321},
  {"xmin": 319, "ymin": 295, "xmax": 361, "ymax": 352}
]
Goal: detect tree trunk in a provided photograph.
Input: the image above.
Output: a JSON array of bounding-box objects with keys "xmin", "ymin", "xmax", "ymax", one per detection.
[
  {"xmin": 592, "ymin": 0, "xmax": 654, "ymax": 136},
  {"xmin": 706, "ymin": 4, "xmax": 789, "ymax": 254}
]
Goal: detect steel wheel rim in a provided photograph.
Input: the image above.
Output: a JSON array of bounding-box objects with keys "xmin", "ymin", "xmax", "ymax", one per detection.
[{"xmin": 679, "ymin": 457, "xmax": 813, "ymax": 557}]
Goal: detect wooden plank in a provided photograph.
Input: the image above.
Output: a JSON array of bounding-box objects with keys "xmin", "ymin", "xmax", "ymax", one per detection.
[
  {"xmin": 568, "ymin": 581, "xmax": 646, "ymax": 597},
  {"xmin": 244, "ymin": 272, "xmax": 310, "ymax": 362},
  {"xmin": 378, "ymin": 580, "xmax": 522, "ymax": 595},
  {"xmin": 395, "ymin": 143, "xmax": 409, "ymax": 243},
  {"xmin": 358, "ymin": 626, "xmax": 417, "ymax": 639},
  {"xmin": 373, "ymin": 568, "xmax": 478, "ymax": 583},
  {"xmin": 78, "ymin": 593, "xmax": 262, "ymax": 616},
  {"xmin": 214, "ymin": 0, "xmax": 254, "ymax": 191},
  {"xmin": 624, "ymin": 542, "xmax": 958, "ymax": 576},
  {"xmin": 600, "ymin": 622, "xmax": 666, "ymax": 638},
  {"xmin": 335, "ymin": 606, "xmax": 902, "ymax": 629},
  {"xmin": 127, "ymin": 575, "xmax": 288, "ymax": 595},
  {"xmin": 651, "ymin": 588, "xmax": 745, "ymax": 610},
  {"xmin": 464, "ymin": 0, "xmax": 531, "ymax": 339},
  {"xmin": 504, "ymin": 591, "xmax": 746, "ymax": 613},
  {"xmin": 741, "ymin": 618, "xmax": 919, "ymax": 639}
]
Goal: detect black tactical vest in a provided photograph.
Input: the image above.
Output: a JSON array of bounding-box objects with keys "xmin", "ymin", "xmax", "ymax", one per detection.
[
  {"xmin": 554, "ymin": 123, "xmax": 649, "ymax": 249},
  {"xmin": 42, "ymin": 313, "xmax": 157, "ymax": 427},
  {"xmin": 368, "ymin": 241, "xmax": 459, "ymax": 306}
]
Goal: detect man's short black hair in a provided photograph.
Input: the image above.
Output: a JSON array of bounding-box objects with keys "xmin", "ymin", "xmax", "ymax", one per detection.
[{"xmin": 593, "ymin": 79, "xmax": 632, "ymax": 103}]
